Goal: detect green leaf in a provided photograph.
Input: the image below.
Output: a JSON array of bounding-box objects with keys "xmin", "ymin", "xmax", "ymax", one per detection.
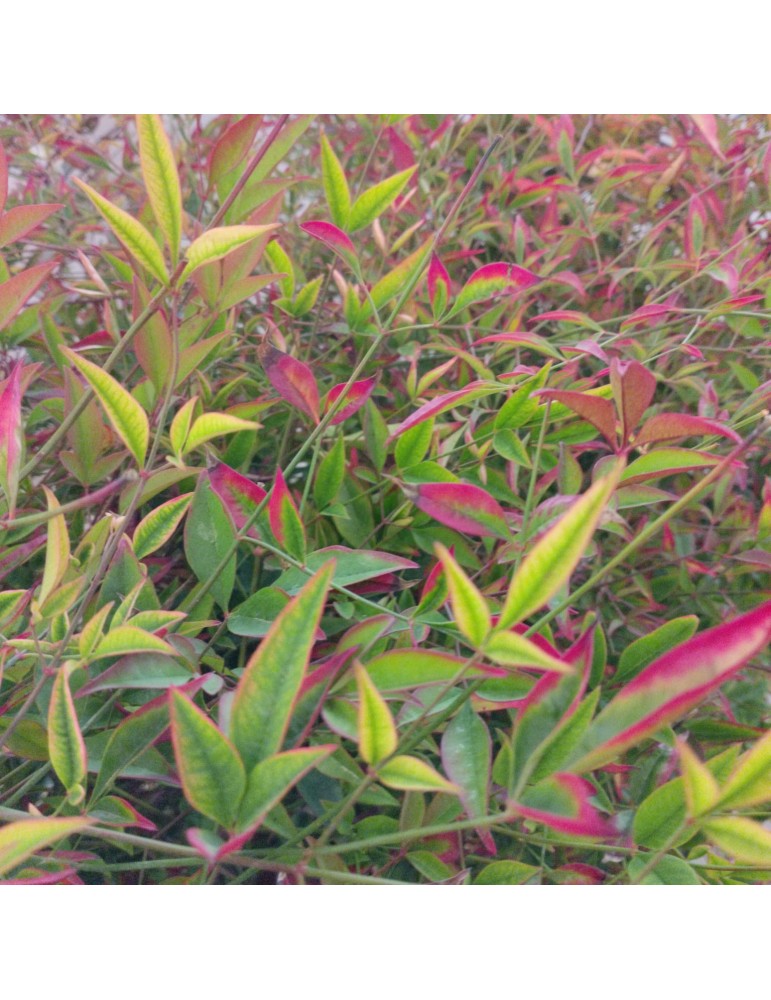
[
  {"xmin": 378, "ymin": 755, "xmax": 457, "ymax": 793},
  {"xmin": 179, "ymin": 225, "xmax": 278, "ymax": 283},
  {"xmin": 230, "ymin": 562, "xmax": 334, "ymax": 771},
  {"xmin": 39, "ymin": 486, "xmax": 70, "ymax": 605},
  {"xmin": 679, "ymin": 741, "xmax": 719, "ymax": 818},
  {"xmin": 169, "ymin": 690, "xmax": 245, "ymax": 831},
  {"xmin": 91, "ymin": 625, "xmax": 175, "ymax": 659},
  {"xmin": 183, "ymin": 412, "xmax": 258, "ymax": 455},
  {"xmin": 473, "ymin": 861, "xmax": 540, "ymax": 885},
  {"xmin": 348, "ymin": 167, "xmax": 416, "ymax": 233},
  {"xmin": 169, "ymin": 396, "xmax": 198, "ymax": 458},
  {"xmin": 90, "ymin": 702, "xmax": 170, "ymax": 803},
  {"xmin": 702, "ymin": 816, "xmax": 771, "ymax": 865},
  {"xmin": 0, "ymin": 817, "xmax": 90, "ymax": 877},
  {"xmin": 616, "ymin": 616, "xmax": 699, "ymax": 682},
  {"xmin": 435, "ymin": 544, "xmax": 490, "ymax": 646},
  {"xmin": 47, "ymin": 664, "xmax": 87, "ymax": 792},
  {"xmin": 484, "ymin": 630, "xmax": 571, "ymax": 674},
  {"xmin": 62, "ymin": 346, "xmax": 149, "ymax": 467},
  {"xmin": 133, "ymin": 493, "xmax": 193, "ymax": 560},
  {"xmin": 313, "ymin": 434, "xmax": 345, "ymax": 509},
  {"xmin": 184, "ymin": 473, "xmax": 236, "ymax": 612},
  {"xmin": 627, "ymin": 854, "xmax": 701, "ymax": 885},
  {"xmin": 320, "ymin": 133, "xmax": 351, "ymax": 229},
  {"xmin": 236, "ymin": 746, "xmax": 335, "ymax": 833},
  {"xmin": 441, "ymin": 701, "xmax": 491, "ymax": 824},
  {"xmin": 355, "ymin": 661, "xmax": 397, "ymax": 765},
  {"xmin": 73, "ymin": 177, "xmax": 169, "ymax": 285},
  {"xmin": 136, "ymin": 114, "xmax": 183, "ymax": 264},
  {"xmin": 715, "ymin": 729, "xmax": 771, "ymax": 810},
  {"xmin": 498, "ymin": 464, "xmax": 621, "ymax": 628}
]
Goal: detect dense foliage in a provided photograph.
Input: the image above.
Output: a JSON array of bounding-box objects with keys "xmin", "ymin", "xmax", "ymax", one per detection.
[{"xmin": 0, "ymin": 114, "xmax": 769, "ymax": 885}]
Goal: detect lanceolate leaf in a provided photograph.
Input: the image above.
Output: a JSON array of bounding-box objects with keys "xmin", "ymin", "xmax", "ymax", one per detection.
[
  {"xmin": 427, "ymin": 253, "xmax": 450, "ymax": 318},
  {"xmin": 90, "ymin": 700, "xmax": 170, "ymax": 803},
  {"xmin": 183, "ymin": 412, "xmax": 258, "ymax": 455},
  {"xmin": 410, "ymin": 482, "xmax": 509, "ymax": 540},
  {"xmin": 702, "ymin": 817, "xmax": 771, "ymax": 866},
  {"xmin": 0, "ymin": 261, "xmax": 58, "ymax": 331},
  {"xmin": 715, "ymin": 729, "xmax": 771, "ymax": 810},
  {"xmin": 378, "ymin": 755, "xmax": 457, "ymax": 793},
  {"xmin": 326, "ymin": 376, "xmax": 377, "ymax": 425},
  {"xmin": 570, "ymin": 602, "xmax": 771, "ymax": 772},
  {"xmin": 73, "ymin": 177, "xmax": 169, "ymax": 285},
  {"xmin": 39, "ymin": 486, "xmax": 70, "ymax": 605},
  {"xmin": 512, "ymin": 773, "xmax": 616, "ymax": 839},
  {"xmin": 0, "ymin": 361, "xmax": 23, "ymax": 517},
  {"xmin": 230, "ymin": 562, "xmax": 334, "ymax": 770},
  {"xmin": 498, "ymin": 465, "xmax": 621, "ymax": 629},
  {"xmin": 390, "ymin": 382, "xmax": 499, "ymax": 441},
  {"xmin": 180, "ymin": 224, "xmax": 278, "ymax": 283},
  {"xmin": 136, "ymin": 114, "xmax": 183, "ymax": 263},
  {"xmin": 48, "ymin": 665, "xmax": 87, "ymax": 792},
  {"xmin": 634, "ymin": 412, "xmax": 741, "ymax": 447},
  {"xmin": 0, "ymin": 203, "xmax": 62, "ymax": 250},
  {"xmin": 300, "ymin": 220, "xmax": 359, "ymax": 270},
  {"xmin": 441, "ymin": 701, "xmax": 494, "ymax": 851},
  {"xmin": 484, "ymin": 630, "xmax": 571, "ymax": 674},
  {"xmin": 609, "ymin": 359, "xmax": 656, "ymax": 442},
  {"xmin": 133, "ymin": 493, "xmax": 193, "ymax": 559},
  {"xmin": 236, "ymin": 745, "xmax": 336, "ymax": 834},
  {"xmin": 169, "ymin": 690, "xmax": 245, "ymax": 831},
  {"xmin": 348, "ymin": 166, "xmax": 416, "ymax": 232},
  {"xmin": 268, "ymin": 467, "xmax": 306, "ymax": 562},
  {"xmin": 0, "ymin": 817, "xmax": 90, "ymax": 878},
  {"xmin": 435, "ymin": 543, "xmax": 490, "ymax": 646},
  {"xmin": 320, "ymin": 133, "xmax": 351, "ymax": 229},
  {"xmin": 62, "ymin": 346, "xmax": 149, "ymax": 467},
  {"xmin": 184, "ymin": 473, "xmax": 236, "ymax": 612},
  {"xmin": 537, "ymin": 389, "xmax": 618, "ymax": 447},
  {"xmin": 91, "ymin": 626, "xmax": 175, "ymax": 659},
  {"xmin": 209, "ymin": 461, "xmax": 267, "ymax": 536},
  {"xmin": 258, "ymin": 341, "xmax": 320, "ymax": 422},
  {"xmin": 355, "ymin": 661, "xmax": 397, "ymax": 765},
  {"xmin": 445, "ymin": 262, "xmax": 539, "ymax": 319}
]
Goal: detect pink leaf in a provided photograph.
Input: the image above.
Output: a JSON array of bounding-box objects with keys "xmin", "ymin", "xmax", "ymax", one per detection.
[
  {"xmin": 325, "ymin": 376, "xmax": 377, "ymax": 425},
  {"xmin": 0, "ymin": 361, "xmax": 23, "ymax": 518},
  {"xmin": 512, "ymin": 773, "xmax": 617, "ymax": 839},
  {"xmin": 389, "ymin": 381, "xmax": 495, "ymax": 441},
  {"xmin": 409, "ymin": 482, "xmax": 509, "ymax": 539},
  {"xmin": 0, "ymin": 203, "xmax": 63, "ymax": 250},
  {"xmin": 537, "ymin": 389, "xmax": 618, "ymax": 448},
  {"xmin": 300, "ymin": 220, "xmax": 358, "ymax": 269},
  {"xmin": 635, "ymin": 413, "xmax": 741, "ymax": 447},
  {"xmin": 620, "ymin": 303, "xmax": 673, "ymax": 330},
  {"xmin": 691, "ymin": 115, "xmax": 724, "ymax": 160},
  {"xmin": 258, "ymin": 341, "xmax": 320, "ymax": 423},
  {"xmin": 0, "ymin": 260, "xmax": 58, "ymax": 332},
  {"xmin": 427, "ymin": 252, "xmax": 450, "ymax": 316},
  {"xmin": 209, "ymin": 462, "xmax": 267, "ymax": 536}
]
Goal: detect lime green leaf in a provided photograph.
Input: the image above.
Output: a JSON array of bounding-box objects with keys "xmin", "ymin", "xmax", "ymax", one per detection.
[
  {"xmin": 679, "ymin": 741, "xmax": 720, "ymax": 818},
  {"xmin": 379, "ymin": 755, "xmax": 457, "ymax": 793},
  {"xmin": 355, "ymin": 661, "xmax": 397, "ymax": 765},
  {"xmin": 484, "ymin": 630, "xmax": 571, "ymax": 674},
  {"xmin": 62, "ymin": 346, "xmax": 149, "ymax": 467},
  {"xmin": 498, "ymin": 464, "xmax": 621, "ymax": 628},
  {"xmin": 0, "ymin": 817, "xmax": 90, "ymax": 877},
  {"xmin": 179, "ymin": 225, "xmax": 278, "ymax": 283},
  {"xmin": 348, "ymin": 167, "xmax": 416, "ymax": 233},
  {"xmin": 183, "ymin": 412, "xmax": 258, "ymax": 455},
  {"xmin": 90, "ymin": 702, "xmax": 170, "ymax": 803},
  {"xmin": 236, "ymin": 745, "xmax": 336, "ymax": 833},
  {"xmin": 716, "ymin": 729, "xmax": 771, "ymax": 810},
  {"xmin": 92, "ymin": 625, "xmax": 175, "ymax": 659},
  {"xmin": 703, "ymin": 816, "xmax": 771, "ymax": 865},
  {"xmin": 133, "ymin": 493, "xmax": 192, "ymax": 560},
  {"xmin": 39, "ymin": 486, "xmax": 70, "ymax": 606},
  {"xmin": 169, "ymin": 396, "xmax": 198, "ymax": 458},
  {"xmin": 136, "ymin": 114, "xmax": 182, "ymax": 263},
  {"xmin": 627, "ymin": 854, "xmax": 701, "ymax": 885},
  {"xmin": 320, "ymin": 133, "xmax": 351, "ymax": 229},
  {"xmin": 313, "ymin": 434, "xmax": 345, "ymax": 509},
  {"xmin": 169, "ymin": 689, "xmax": 245, "ymax": 831},
  {"xmin": 435, "ymin": 543, "xmax": 490, "ymax": 646},
  {"xmin": 48, "ymin": 664, "xmax": 87, "ymax": 792},
  {"xmin": 230, "ymin": 562, "xmax": 334, "ymax": 771},
  {"xmin": 73, "ymin": 177, "xmax": 169, "ymax": 286},
  {"xmin": 473, "ymin": 860, "xmax": 539, "ymax": 885}
]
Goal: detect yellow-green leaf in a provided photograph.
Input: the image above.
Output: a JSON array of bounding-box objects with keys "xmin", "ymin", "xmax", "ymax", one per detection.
[
  {"xmin": 48, "ymin": 664, "xmax": 87, "ymax": 792},
  {"xmin": 378, "ymin": 755, "xmax": 458, "ymax": 793},
  {"xmin": 484, "ymin": 630, "xmax": 571, "ymax": 674},
  {"xmin": 355, "ymin": 661, "xmax": 397, "ymax": 765},
  {"xmin": 133, "ymin": 493, "xmax": 192, "ymax": 559},
  {"xmin": 349, "ymin": 167, "xmax": 416, "ymax": 233},
  {"xmin": 679, "ymin": 741, "xmax": 719, "ymax": 818},
  {"xmin": 498, "ymin": 463, "xmax": 621, "ymax": 629},
  {"xmin": 62, "ymin": 347, "xmax": 149, "ymax": 467},
  {"xmin": 716, "ymin": 729, "xmax": 771, "ymax": 810},
  {"xmin": 702, "ymin": 816, "xmax": 771, "ymax": 865},
  {"xmin": 39, "ymin": 486, "xmax": 70, "ymax": 605},
  {"xmin": 320, "ymin": 133, "xmax": 351, "ymax": 229},
  {"xmin": 73, "ymin": 176, "xmax": 169, "ymax": 286},
  {"xmin": 78, "ymin": 602, "xmax": 113, "ymax": 659},
  {"xmin": 136, "ymin": 114, "xmax": 183, "ymax": 264},
  {"xmin": 91, "ymin": 625, "xmax": 175, "ymax": 659},
  {"xmin": 0, "ymin": 817, "xmax": 90, "ymax": 877},
  {"xmin": 170, "ymin": 396, "xmax": 198, "ymax": 458},
  {"xmin": 179, "ymin": 225, "xmax": 278, "ymax": 284},
  {"xmin": 183, "ymin": 412, "xmax": 258, "ymax": 455},
  {"xmin": 435, "ymin": 543, "xmax": 490, "ymax": 646}
]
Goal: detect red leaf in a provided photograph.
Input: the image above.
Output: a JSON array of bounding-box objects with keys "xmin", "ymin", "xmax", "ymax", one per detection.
[
  {"xmin": 325, "ymin": 376, "xmax": 377, "ymax": 425},
  {"xmin": 635, "ymin": 413, "xmax": 741, "ymax": 447},
  {"xmin": 537, "ymin": 389, "xmax": 618, "ymax": 448},
  {"xmin": 268, "ymin": 467, "xmax": 305, "ymax": 561},
  {"xmin": 610, "ymin": 359, "xmax": 656, "ymax": 443},
  {"xmin": 409, "ymin": 482, "xmax": 509, "ymax": 539},
  {"xmin": 389, "ymin": 381, "xmax": 495, "ymax": 441},
  {"xmin": 427, "ymin": 252, "xmax": 450, "ymax": 315},
  {"xmin": 620, "ymin": 303, "xmax": 673, "ymax": 330},
  {"xmin": 0, "ymin": 361, "xmax": 23, "ymax": 518},
  {"xmin": 258, "ymin": 341, "xmax": 320, "ymax": 423},
  {"xmin": 0, "ymin": 203, "xmax": 63, "ymax": 249},
  {"xmin": 300, "ymin": 220, "xmax": 358, "ymax": 269},
  {"xmin": 209, "ymin": 462, "xmax": 267, "ymax": 536},
  {"xmin": 512, "ymin": 773, "xmax": 617, "ymax": 839},
  {"xmin": 691, "ymin": 115, "xmax": 724, "ymax": 160},
  {"xmin": 0, "ymin": 260, "xmax": 58, "ymax": 332}
]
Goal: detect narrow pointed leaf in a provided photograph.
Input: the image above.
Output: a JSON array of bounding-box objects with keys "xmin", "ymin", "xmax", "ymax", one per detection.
[
  {"xmin": 441, "ymin": 702, "xmax": 493, "ymax": 846},
  {"xmin": 184, "ymin": 473, "xmax": 236, "ymax": 612},
  {"xmin": 702, "ymin": 817, "xmax": 771, "ymax": 865},
  {"xmin": 236, "ymin": 745, "xmax": 336, "ymax": 833},
  {"xmin": 390, "ymin": 382, "xmax": 499, "ymax": 441},
  {"xmin": 715, "ymin": 729, "xmax": 771, "ymax": 810},
  {"xmin": 180, "ymin": 225, "xmax": 278, "ymax": 283},
  {"xmin": 499, "ymin": 465, "xmax": 621, "ymax": 629},
  {"xmin": 169, "ymin": 690, "xmax": 245, "ymax": 831},
  {"xmin": 136, "ymin": 114, "xmax": 183, "ymax": 263},
  {"xmin": 435, "ymin": 543, "xmax": 490, "ymax": 646},
  {"xmin": 0, "ymin": 361, "xmax": 23, "ymax": 517},
  {"xmin": 169, "ymin": 396, "xmax": 198, "ymax": 458},
  {"xmin": 230, "ymin": 562, "xmax": 334, "ymax": 770},
  {"xmin": 258, "ymin": 341, "xmax": 319, "ymax": 422},
  {"xmin": 326, "ymin": 376, "xmax": 377, "ymax": 425},
  {"xmin": 513, "ymin": 773, "xmax": 616, "ymax": 838},
  {"xmin": 616, "ymin": 616, "xmax": 699, "ymax": 682},
  {"xmin": 348, "ymin": 166, "xmax": 416, "ymax": 232},
  {"xmin": 320, "ymin": 133, "xmax": 351, "ymax": 228},
  {"xmin": 39, "ymin": 486, "xmax": 70, "ymax": 605},
  {"xmin": 48, "ymin": 665, "xmax": 87, "ymax": 792},
  {"xmin": 62, "ymin": 346, "xmax": 149, "ymax": 467},
  {"xmin": 183, "ymin": 412, "xmax": 258, "ymax": 455},
  {"xmin": 133, "ymin": 493, "xmax": 193, "ymax": 559},
  {"xmin": 410, "ymin": 482, "xmax": 509, "ymax": 539},
  {"xmin": 634, "ymin": 413, "xmax": 741, "ymax": 447},
  {"xmin": 268, "ymin": 467, "xmax": 306, "ymax": 562},
  {"xmin": 610, "ymin": 359, "xmax": 656, "ymax": 442},
  {"xmin": 73, "ymin": 177, "xmax": 169, "ymax": 285},
  {"xmin": 679, "ymin": 741, "xmax": 720, "ymax": 818},
  {"xmin": 484, "ymin": 630, "xmax": 572, "ymax": 674},
  {"xmin": 92, "ymin": 626, "xmax": 175, "ymax": 659},
  {"xmin": 90, "ymin": 700, "xmax": 170, "ymax": 802},
  {"xmin": 446, "ymin": 262, "xmax": 539, "ymax": 319},
  {"xmin": 355, "ymin": 661, "xmax": 397, "ymax": 765},
  {"xmin": 0, "ymin": 261, "xmax": 58, "ymax": 331},
  {"xmin": 366, "ymin": 649, "xmax": 500, "ymax": 692},
  {"xmin": 537, "ymin": 389, "xmax": 618, "ymax": 447},
  {"xmin": 378, "ymin": 755, "xmax": 457, "ymax": 793},
  {"xmin": 300, "ymin": 220, "xmax": 358, "ymax": 270},
  {"xmin": 0, "ymin": 818, "xmax": 90, "ymax": 878},
  {"xmin": 209, "ymin": 461, "xmax": 267, "ymax": 536},
  {"xmin": 427, "ymin": 253, "xmax": 450, "ymax": 319},
  {"xmin": 0, "ymin": 203, "xmax": 62, "ymax": 250}
]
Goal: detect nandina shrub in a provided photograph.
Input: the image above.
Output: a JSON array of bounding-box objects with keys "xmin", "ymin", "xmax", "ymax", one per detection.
[{"xmin": 0, "ymin": 114, "xmax": 769, "ymax": 885}]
